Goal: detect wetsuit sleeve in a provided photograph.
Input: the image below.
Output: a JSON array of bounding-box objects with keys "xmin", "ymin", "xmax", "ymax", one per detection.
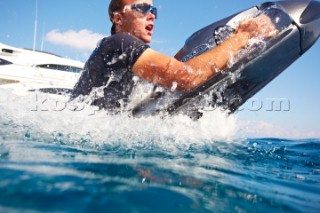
[
  {"xmin": 126, "ymin": 35, "xmax": 150, "ymax": 66},
  {"xmin": 101, "ymin": 33, "xmax": 150, "ymax": 70}
]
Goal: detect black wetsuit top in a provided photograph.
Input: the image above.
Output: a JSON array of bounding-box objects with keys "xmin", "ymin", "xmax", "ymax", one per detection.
[{"xmin": 70, "ymin": 33, "xmax": 149, "ymax": 110}]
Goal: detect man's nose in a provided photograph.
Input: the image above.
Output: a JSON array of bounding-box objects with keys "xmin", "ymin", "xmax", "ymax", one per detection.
[{"xmin": 147, "ymin": 12, "xmax": 156, "ymax": 21}]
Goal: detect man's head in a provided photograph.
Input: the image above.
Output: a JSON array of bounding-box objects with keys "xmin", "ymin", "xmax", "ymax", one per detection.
[{"xmin": 108, "ymin": 0, "xmax": 156, "ymax": 43}]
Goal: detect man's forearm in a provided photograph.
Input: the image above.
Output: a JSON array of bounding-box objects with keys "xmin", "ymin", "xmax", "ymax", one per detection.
[
  {"xmin": 183, "ymin": 31, "xmax": 250, "ymax": 90},
  {"xmin": 187, "ymin": 31, "xmax": 250, "ymax": 71}
]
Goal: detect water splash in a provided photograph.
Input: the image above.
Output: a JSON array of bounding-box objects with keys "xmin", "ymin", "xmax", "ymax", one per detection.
[{"xmin": 0, "ymin": 88, "xmax": 239, "ymax": 151}]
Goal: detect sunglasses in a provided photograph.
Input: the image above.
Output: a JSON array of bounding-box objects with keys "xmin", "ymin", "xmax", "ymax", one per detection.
[{"xmin": 123, "ymin": 3, "xmax": 158, "ymax": 19}]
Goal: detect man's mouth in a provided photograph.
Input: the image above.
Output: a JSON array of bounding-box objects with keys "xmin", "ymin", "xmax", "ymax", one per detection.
[{"xmin": 145, "ymin": 24, "xmax": 154, "ymax": 33}]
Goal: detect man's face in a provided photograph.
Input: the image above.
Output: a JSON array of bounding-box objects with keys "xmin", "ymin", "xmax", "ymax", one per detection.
[{"xmin": 118, "ymin": 0, "xmax": 156, "ymax": 43}]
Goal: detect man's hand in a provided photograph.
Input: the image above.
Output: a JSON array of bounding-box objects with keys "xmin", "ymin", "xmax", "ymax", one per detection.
[{"xmin": 237, "ymin": 14, "xmax": 278, "ymax": 39}]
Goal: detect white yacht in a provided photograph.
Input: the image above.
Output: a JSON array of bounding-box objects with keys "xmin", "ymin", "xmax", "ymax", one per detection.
[{"xmin": 0, "ymin": 43, "xmax": 84, "ymax": 95}]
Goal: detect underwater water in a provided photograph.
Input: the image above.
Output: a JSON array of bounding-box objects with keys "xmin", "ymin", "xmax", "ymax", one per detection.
[{"xmin": 0, "ymin": 88, "xmax": 319, "ymax": 213}]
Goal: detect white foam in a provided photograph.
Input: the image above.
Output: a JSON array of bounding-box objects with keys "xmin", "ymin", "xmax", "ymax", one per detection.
[{"xmin": 0, "ymin": 88, "xmax": 239, "ymax": 150}]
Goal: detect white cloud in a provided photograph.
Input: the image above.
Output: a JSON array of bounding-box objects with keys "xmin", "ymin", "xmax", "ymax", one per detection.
[
  {"xmin": 238, "ymin": 120, "xmax": 320, "ymax": 139},
  {"xmin": 45, "ymin": 29, "xmax": 105, "ymax": 51}
]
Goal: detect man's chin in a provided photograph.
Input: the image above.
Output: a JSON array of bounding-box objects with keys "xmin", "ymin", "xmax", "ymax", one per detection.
[{"xmin": 142, "ymin": 36, "xmax": 152, "ymax": 43}]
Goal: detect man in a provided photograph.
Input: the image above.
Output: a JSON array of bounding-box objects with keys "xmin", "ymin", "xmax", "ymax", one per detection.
[{"xmin": 70, "ymin": 0, "xmax": 277, "ymax": 112}]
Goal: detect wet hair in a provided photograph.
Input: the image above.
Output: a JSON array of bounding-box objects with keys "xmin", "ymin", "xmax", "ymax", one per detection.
[{"xmin": 108, "ymin": 0, "xmax": 124, "ymax": 35}]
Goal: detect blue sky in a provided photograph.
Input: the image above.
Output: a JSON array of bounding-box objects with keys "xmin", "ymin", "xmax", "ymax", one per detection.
[{"xmin": 1, "ymin": 0, "xmax": 320, "ymax": 138}]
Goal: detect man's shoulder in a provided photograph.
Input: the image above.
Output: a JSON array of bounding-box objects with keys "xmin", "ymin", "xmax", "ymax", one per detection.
[{"xmin": 98, "ymin": 33, "xmax": 149, "ymax": 56}]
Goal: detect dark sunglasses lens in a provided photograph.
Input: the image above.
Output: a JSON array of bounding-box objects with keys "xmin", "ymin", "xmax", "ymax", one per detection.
[
  {"xmin": 136, "ymin": 3, "xmax": 149, "ymax": 13},
  {"xmin": 151, "ymin": 7, "xmax": 157, "ymax": 18},
  {"xmin": 135, "ymin": 3, "xmax": 157, "ymax": 18}
]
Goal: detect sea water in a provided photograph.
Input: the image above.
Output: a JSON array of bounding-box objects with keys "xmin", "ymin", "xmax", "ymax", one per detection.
[{"xmin": 0, "ymin": 88, "xmax": 319, "ymax": 213}]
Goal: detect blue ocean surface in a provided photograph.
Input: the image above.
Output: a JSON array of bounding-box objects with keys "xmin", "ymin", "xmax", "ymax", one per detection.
[{"xmin": 0, "ymin": 89, "xmax": 319, "ymax": 213}]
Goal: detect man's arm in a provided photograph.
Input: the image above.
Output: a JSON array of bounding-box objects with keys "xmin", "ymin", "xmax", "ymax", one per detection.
[{"xmin": 132, "ymin": 14, "xmax": 277, "ymax": 91}]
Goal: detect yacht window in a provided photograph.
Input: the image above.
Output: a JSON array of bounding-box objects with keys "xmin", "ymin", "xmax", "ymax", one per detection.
[
  {"xmin": 37, "ymin": 64, "xmax": 82, "ymax": 73},
  {"xmin": 1, "ymin": 48, "xmax": 14, "ymax": 54},
  {"xmin": 0, "ymin": 58, "xmax": 13, "ymax": 65},
  {"xmin": 28, "ymin": 88, "xmax": 72, "ymax": 95}
]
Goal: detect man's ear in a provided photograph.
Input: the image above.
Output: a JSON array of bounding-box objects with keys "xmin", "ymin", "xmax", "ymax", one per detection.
[{"xmin": 112, "ymin": 12, "xmax": 123, "ymax": 27}]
